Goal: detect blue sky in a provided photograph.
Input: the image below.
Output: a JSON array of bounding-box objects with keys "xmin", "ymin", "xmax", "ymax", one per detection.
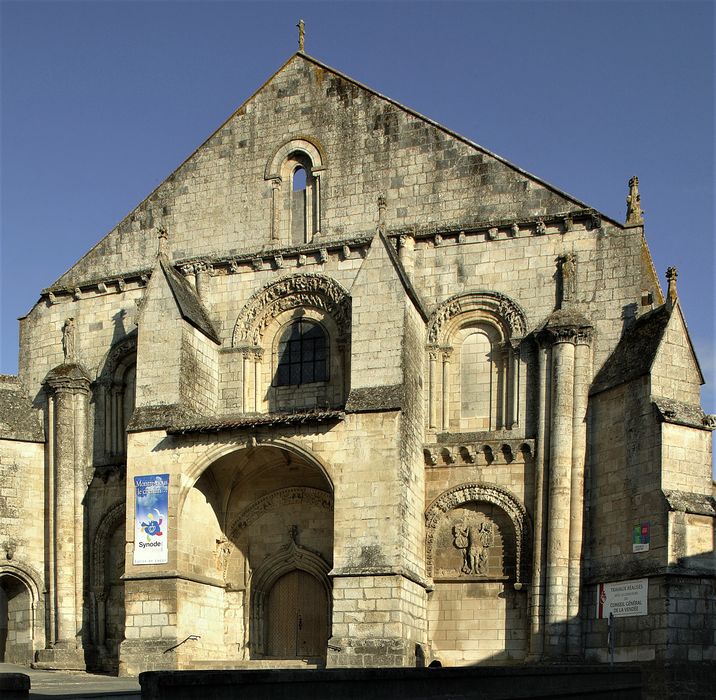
[{"xmin": 1, "ymin": 0, "xmax": 714, "ymax": 413}]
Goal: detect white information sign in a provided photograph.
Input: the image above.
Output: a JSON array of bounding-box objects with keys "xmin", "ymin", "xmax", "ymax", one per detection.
[{"xmin": 597, "ymin": 578, "xmax": 648, "ymax": 618}]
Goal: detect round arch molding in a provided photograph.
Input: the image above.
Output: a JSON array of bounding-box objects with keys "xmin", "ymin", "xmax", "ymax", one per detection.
[
  {"xmin": 427, "ymin": 290, "xmax": 528, "ymax": 346},
  {"xmin": 0, "ymin": 561, "xmax": 45, "ymax": 662},
  {"xmin": 231, "ymin": 273, "xmax": 351, "ymax": 347},
  {"xmin": 425, "ymin": 482, "xmax": 530, "ymax": 584},
  {"xmin": 265, "ymin": 137, "xmax": 326, "ymax": 180},
  {"xmin": 179, "ymin": 437, "xmax": 336, "ymax": 515},
  {"xmin": 91, "ymin": 500, "xmax": 126, "ymax": 594}
]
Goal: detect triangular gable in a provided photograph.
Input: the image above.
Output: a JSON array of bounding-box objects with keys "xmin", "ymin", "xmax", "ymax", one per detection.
[
  {"xmin": 297, "ymin": 53, "xmax": 618, "ymax": 225},
  {"xmin": 46, "ymin": 51, "xmax": 624, "ymax": 295},
  {"xmin": 591, "ymin": 300, "xmax": 705, "ymax": 397},
  {"xmin": 135, "ymin": 255, "xmax": 220, "ymax": 344}
]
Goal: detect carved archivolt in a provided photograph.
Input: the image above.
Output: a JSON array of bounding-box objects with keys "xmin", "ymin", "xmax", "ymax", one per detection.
[
  {"xmin": 232, "ymin": 273, "xmax": 351, "ymax": 347},
  {"xmin": 427, "ymin": 291, "xmax": 527, "ymax": 345},
  {"xmin": 97, "ymin": 332, "xmax": 137, "ymax": 383},
  {"xmin": 229, "ymin": 487, "xmax": 333, "ymax": 540},
  {"xmin": 425, "ymin": 482, "xmax": 529, "ymax": 583}
]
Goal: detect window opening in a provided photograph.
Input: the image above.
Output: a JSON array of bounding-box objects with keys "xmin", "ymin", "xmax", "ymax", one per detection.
[
  {"xmin": 276, "ymin": 320, "xmax": 328, "ymax": 386},
  {"xmin": 292, "ymin": 166, "xmax": 307, "ymax": 191}
]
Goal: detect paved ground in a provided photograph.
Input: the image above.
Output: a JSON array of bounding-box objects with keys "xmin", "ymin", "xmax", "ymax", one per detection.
[{"xmin": 0, "ymin": 663, "xmax": 140, "ymax": 699}]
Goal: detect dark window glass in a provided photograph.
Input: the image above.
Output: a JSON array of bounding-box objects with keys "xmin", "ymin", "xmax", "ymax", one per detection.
[{"xmin": 275, "ymin": 320, "xmax": 328, "ymax": 386}]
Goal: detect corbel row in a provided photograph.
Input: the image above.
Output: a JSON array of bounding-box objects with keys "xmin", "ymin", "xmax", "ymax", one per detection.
[
  {"xmin": 424, "ymin": 438, "xmax": 534, "ymax": 467},
  {"xmin": 392, "ymin": 209, "xmax": 602, "ymax": 250},
  {"xmin": 44, "ymin": 273, "xmax": 151, "ymax": 305}
]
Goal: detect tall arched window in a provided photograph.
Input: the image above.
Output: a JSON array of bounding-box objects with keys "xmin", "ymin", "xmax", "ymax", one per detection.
[
  {"xmin": 290, "ymin": 164, "xmax": 311, "ymax": 245},
  {"xmin": 275, "ymin": 320, "xmax": 328, "ymax": 387},
  {"xmin": 266, "ymin": 138, "xmax": 324, "ymax": 245}
]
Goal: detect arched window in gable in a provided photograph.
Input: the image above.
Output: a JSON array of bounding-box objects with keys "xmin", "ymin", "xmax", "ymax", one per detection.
[
  {"xmin": 266, "ymin": 139, "xmax": 325, "ymax": 245},
  {"xmin": 426, "ymin": 292, "xmax": 527, "ymax": 433}
]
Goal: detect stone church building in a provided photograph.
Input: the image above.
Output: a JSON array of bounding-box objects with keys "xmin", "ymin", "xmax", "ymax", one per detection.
[{"xmin": 0, "ymin": 48, "xmax": 713, "ymax": 676}]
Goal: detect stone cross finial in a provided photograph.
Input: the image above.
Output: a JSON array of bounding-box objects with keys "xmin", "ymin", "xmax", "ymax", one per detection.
[
  {"xmin": 666, "ymin": 266, "xmax": 678, "ymax": 303},
  {"xmin": 626, "ymin": 175, "xmax": 644, "ymax": 225},
  {"xmin": 297, "ymin": 19, "xmax": 305, "ymax": 51},
  {"xmin": 157, "ymin": 227, "xmax": 168, "ymax": 255}
]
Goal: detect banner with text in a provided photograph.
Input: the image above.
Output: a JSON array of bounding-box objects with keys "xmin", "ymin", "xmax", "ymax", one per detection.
[
  {"xmin": 133, "ymin": 474, "xmax": 169, "ymax": 565},
  {"xmin": 597, "ymin": 578, "xmax": 648, "ymax": 618}
]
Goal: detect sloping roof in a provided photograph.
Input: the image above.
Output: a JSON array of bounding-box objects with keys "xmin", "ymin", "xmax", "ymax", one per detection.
[
  {"xmin": 0, "ymin": 376, "xmax": 44, "ymax": 442},
  {"xmin": 167, "ymin": 409, "xmax": 345, "ymax": 435},
  {"xmin": 160, "ymin": 258, "xmax": 221, "ymax": 344},
  {"xmin": 345, "ymin": 385, "xmax": 404, "ymax": 413},
  {"xmin": 653, "ymin": 396, "xmax": 710, "ymax": 430},
  {"xmin": 663, "ymin": 490, "xmax": 716, "ymax": 517},
  {"xmin": 590, "ymin": 304, "xmax": 671, "ymax": 396}
]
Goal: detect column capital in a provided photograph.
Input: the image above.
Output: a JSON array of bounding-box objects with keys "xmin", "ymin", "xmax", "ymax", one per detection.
[
  {"xmin": 538, "ymin": 309, "xmax": 593, "ymax": 347},
  {"xmin": 44, "ymin": 363, "xmax": 92, "ymax": 394}
]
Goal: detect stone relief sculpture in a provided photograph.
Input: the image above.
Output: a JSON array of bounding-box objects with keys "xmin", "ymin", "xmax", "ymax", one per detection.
[{"xmin": 452, "ymin": 518, "xmax": 494, "ymax": 575}]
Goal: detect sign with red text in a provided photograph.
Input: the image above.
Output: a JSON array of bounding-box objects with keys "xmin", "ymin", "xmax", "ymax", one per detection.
[{"xmin": 597, "ymin": 578, "xmax": 648, "ymax": 618}]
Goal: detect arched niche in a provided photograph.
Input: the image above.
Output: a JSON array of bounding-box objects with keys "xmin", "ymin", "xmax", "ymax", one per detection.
[
  {"xmin": 89, "ymin": 500, "xmax": 126, "ymax": 670},
  {"xmin": 0, "ymin": 562, "xmax": 44, "ymax": 664},
  {"xmin": 426, "ymin": 291, "xmax": 527, "ymax": 432},
  {"xmin": 425, "ymin": 482, "xmax": 530, "ymax": 586},
  {"xmin": 95, "ymin": 333, "xmax": 137, "ymax": 463}
]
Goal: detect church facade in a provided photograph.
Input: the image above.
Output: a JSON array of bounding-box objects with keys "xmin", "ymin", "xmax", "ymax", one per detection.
[{"xmin": 0, "ymin": 50, "xmax": 713, "ymax": 676}]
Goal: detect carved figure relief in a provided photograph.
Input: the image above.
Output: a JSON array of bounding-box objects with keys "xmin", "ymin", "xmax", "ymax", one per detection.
[
  {"xmin": 452, "ymin": 517, "xmax": 494, "ymax": 575},
  {"xmin": 425, "ymin": 483, "xmax": 528, "ymax": 584}
]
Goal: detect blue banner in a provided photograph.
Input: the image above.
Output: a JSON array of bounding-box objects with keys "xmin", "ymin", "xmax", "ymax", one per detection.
[{"xmin": 133, "ymin": 474, "xmax": 169, "ymax": 565}]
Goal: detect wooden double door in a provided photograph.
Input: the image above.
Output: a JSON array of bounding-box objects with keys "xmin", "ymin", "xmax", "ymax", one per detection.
[{"xmin": 266, "ymin": 569, "xmax": 329, "ymax": 659}]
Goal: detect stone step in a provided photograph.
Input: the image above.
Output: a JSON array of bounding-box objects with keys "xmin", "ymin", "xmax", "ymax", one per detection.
[{"xmin": 185, "ymin": 659, "xmax": 322, "ymax": 670}]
